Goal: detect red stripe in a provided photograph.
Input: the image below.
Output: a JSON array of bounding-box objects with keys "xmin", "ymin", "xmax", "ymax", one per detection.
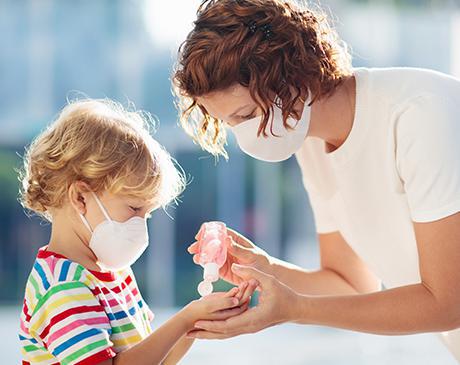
[
  {"xmin": 39, "ymin": 305, "xmax": 105, "ymax": 340},
  {"xmin": 75, "ymin": 347, "xmax": 116, "ymax": 365},
  {"xmin": 91, "ymin": 284, "xmax": 136, "ymax": 303},
  {"xmin": 23, "ymin": 299, "xmax": 31, "ymax": 322}
]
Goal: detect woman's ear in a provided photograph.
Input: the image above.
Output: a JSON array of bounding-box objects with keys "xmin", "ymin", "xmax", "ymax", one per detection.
[{"xmin": 68, "ymin": 181, "xmax": 91, "ymax": 215}]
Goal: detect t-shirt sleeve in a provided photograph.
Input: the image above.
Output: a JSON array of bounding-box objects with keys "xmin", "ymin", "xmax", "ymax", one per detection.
[
  {"xmin": 29, "ymin": 281, "xmax": 116, "ymax": 365},
  {"xmin": 307, "ymin": 189, "xmax": 338, "ymax": 234},
  {"xmin": 396, "ymin": 93, "xmax": 460, "ymax": 222}
]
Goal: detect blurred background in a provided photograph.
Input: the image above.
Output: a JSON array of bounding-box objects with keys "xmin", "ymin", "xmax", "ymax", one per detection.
[{"xmin": 1, "ymin": 0, "xmax": 459, "ymax": 364}]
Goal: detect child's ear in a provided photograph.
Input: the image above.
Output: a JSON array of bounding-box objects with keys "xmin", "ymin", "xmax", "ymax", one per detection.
[{"xmin": 68, "ymin": 181, "xmax": 91, "ymax": 214}]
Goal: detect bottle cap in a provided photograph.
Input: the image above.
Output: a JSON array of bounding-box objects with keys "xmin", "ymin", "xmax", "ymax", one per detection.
[
  {"xmin": 197, "ymin": 280, "xmax": 213, "ymax": 297},
  {"xmin": 203, "ymin": 262, "xmax": 220, "ymax": 282}
]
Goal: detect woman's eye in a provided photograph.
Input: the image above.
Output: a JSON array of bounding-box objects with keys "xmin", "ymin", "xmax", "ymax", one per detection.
[{"xmin": 130, "ymin": 206, "xmax": 141, "ymax": 212}]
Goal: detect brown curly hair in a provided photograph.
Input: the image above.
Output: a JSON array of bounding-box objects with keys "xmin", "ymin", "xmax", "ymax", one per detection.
[
  {"xmin": 19, "ymin": 99, "xmax": 185, "ymax": 221},
  {"xmin": 173, "ymin": 0, "xmax": 352, "ymax": 158}
]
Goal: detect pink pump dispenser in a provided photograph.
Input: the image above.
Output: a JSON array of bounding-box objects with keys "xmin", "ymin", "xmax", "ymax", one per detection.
[{"xmin": 196, "ymin": 221, "xmax": 229, "ymax": 297}]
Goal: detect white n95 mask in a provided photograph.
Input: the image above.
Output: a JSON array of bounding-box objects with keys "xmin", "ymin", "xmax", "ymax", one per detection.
[
  {"xmin": 230, "ymin": 100, "xmax": 311, "ymax": 162},
  {"xmin": 79, "ymin": 192, "xmax": 149, "ymax": 271}
]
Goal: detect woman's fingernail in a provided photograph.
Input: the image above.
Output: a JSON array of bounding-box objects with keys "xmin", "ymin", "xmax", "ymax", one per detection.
[{"xmin": 233, "ymin": 298, "xmax": 239, "ymax": 305}]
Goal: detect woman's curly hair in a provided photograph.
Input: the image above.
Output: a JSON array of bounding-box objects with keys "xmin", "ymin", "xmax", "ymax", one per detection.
[{"xmin": 173, "ymin": 0, "xmax": 352, "ymax": 158}]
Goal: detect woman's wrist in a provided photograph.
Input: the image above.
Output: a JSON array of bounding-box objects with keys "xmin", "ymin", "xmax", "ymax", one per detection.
[{"xmin": 289, "ymin": 292, "xmax": 312, "ymax": 324}]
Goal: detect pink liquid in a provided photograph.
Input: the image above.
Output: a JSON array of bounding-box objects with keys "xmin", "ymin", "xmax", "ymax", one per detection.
[
  {"xmin": 196, "ymin": 221, "xmax": 229, "ymax": 295},
  {"xmin": 197, "ymin": 221, "xmax": 228, "ymax": 269}
]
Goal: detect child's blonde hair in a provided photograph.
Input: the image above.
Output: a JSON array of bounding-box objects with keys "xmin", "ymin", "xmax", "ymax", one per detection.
[{"xmin": 19, "ymin": 98, "xmax": 185, "ymax": 221}]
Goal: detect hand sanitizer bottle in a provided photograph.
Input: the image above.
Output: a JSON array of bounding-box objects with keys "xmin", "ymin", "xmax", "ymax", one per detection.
[{"xmin": 196, "ymin": 221, "xmax": 228, "ymax": 297}]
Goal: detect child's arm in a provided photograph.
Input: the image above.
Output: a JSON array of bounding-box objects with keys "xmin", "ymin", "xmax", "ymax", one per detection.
[
  {"xmin": 161, "ymin": 337, "xmax": 194, "ymax": 365},
  {"xmin": 108, "ymin": 286, "xmax": 252, "ymax": 365}
]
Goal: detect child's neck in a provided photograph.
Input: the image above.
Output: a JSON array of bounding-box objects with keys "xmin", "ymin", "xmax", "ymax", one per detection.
[{"xmin": 48, "ymin": 211, "xmax": 107, "ymax": 273}]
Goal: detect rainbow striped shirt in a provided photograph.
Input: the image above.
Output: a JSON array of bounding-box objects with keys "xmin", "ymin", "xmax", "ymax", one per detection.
[{"xmin": 19, "ymin": 246, "xmax": 154, "ymax": 365}]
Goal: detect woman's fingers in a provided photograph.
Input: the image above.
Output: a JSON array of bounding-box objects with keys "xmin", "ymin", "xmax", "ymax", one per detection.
[
  {"xmin": 227, "ymin": 237, "xmax": 255, "ymax": 262},
  {"xmin": 226, "ymin": 227, "xmax": 255, "ymax": 248},
  {"xmin": 187, "ymin": 241, "xmax": 199, "ymax": 254},
  {"xmin": 193, "ymin": 254, "xmax": 200, "ymax": 264}
]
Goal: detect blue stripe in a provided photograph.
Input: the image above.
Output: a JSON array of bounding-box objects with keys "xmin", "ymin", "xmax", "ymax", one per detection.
[
  {"xmin": 107, "ymin": 306, "xmax": 137, "ymax": 321},
  {"xmin": 19, "ymin": 335, "xmax": 38, "ymax": 343},
  {"xmin": 52, "ymin": 328, "xmax": 102, "ymax": 356},
  {"xmin": 59, "ymin": 260, "xmax": 71, "ymax": 281},
  {"xmin": 33, "ymin": 262, "xmax": 50, "ymax": 290}
]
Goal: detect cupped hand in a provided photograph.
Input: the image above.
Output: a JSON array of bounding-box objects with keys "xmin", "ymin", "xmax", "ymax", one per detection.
[
  {"xmin": 182, "ymin": 279, "xmax": 259, "ymax": 331},
  {"xmin": 188, "ymin": 227, "xmax": 273, "ymax": 285},
  {"xmin": 186, "ymin": 264, "xmax": 300, "ymax": 340}
]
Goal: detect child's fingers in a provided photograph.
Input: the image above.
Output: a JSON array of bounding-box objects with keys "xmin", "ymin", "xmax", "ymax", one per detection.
[
  {"xmin": 223, "ymin": 287, "xmax": 239, "ymax": 298},
  {"xmin": 207, "ymin": 302, "xmax": 249, "ymax": 321},
  {"xmin": 192, "ymin": 254, "xmax": 200, "ymax": 264},
  {"xmin": 235, "ymin": 282, "xmax": 248, "ymax": 301},
  {"xmin": 206, "ymin": 294, "xmax": 239, "ymax": 312},
  {"xmin": 239, "ymin": 279, "xmax": 259, "ymax": 304}
]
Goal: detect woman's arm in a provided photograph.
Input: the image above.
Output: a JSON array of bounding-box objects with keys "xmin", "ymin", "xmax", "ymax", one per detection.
[
  {"xmin": 189, "ymin": 228, "xmax": 380, "ymax": 296},
  {"xmin": 270, "ymin": 231, "xmax": 381, "ymax": 295},
  {"xmin": 188, "ymin": 213, "xmax": 460, "ymax": 339}
]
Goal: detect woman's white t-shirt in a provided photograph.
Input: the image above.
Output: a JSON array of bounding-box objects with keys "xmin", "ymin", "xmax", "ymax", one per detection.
[{"xmin": 295, "ymin": 67, "xmax": 460, "ymax": 360}]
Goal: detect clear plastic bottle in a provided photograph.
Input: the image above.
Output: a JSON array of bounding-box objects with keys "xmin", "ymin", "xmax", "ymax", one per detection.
[{"xmin": 196, "ymin": 221, "xmax": 228, "ymax": 296}]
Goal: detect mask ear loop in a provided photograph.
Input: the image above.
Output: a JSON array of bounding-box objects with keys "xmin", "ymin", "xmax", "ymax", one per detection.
[
  {"xmin": 91, "ymin": 192, "xmax": 113, "ymax": 223},
  {"xmin": 79, "ymin": 191, "xmax": 113, "ymax": 233}
]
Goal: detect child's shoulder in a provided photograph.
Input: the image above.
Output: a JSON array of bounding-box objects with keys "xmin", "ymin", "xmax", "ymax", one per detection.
[{"xmin": 24, "ymin": 246, "xmax": 113, "ymax": 309}]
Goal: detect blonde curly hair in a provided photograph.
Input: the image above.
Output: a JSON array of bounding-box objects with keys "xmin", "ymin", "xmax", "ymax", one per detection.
[{"xmin": 19, "ymin": 99, "xmax": 185, "ymax": 221}]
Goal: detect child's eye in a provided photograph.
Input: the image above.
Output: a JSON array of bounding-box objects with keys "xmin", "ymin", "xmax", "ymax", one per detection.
[{"xmin": 130, "ymin": 206, "xmax": 141, "ymax": 212}]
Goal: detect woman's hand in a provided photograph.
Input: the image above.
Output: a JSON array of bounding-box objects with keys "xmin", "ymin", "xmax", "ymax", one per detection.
[
  {"xmin": 186, "ymin": 264, "xmax": 301, "ymax": 339},
  {"xmin": 180, "ymin": 280, "xmax": 259, "ymax": 332},
  {"xmin": 188, "ymin": 227, "xmax": 273, "ymax": 285}
]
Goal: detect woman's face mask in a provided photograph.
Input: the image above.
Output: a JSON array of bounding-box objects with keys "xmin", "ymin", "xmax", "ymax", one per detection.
[
  {"xmin": 230, "ymin": 100, "xmax": 311, "ymax": 162},
  {"xmin": 79, "ymin": 192, "xmax": 149, "ymax": 271}
]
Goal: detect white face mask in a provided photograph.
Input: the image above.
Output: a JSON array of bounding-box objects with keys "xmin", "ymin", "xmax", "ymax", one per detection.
[
  {"xmin": 79, "ymin": 192, "xmax": 149, "ymax": 271},
  {"xmin": 230, "ymin": 100, "xmax": 311, "ymax": 162}
]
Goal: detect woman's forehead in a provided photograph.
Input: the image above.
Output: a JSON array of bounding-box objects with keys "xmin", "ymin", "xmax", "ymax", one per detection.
[{"xmin": 198, "ymin": 85, "xmax": 253, "ymax": 119}]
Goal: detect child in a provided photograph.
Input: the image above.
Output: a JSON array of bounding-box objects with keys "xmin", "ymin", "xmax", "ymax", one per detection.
[{"xmin": 18, "ymin": 99, "xmax": 257, "ymax": 365}]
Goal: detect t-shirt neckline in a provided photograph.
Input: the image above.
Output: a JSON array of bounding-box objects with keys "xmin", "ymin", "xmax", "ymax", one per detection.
[
  {"xmin": 37, "ymin": 245, "xmax": 117, "ymax": 282},
  {"xmin": 324, "ymin": 67, "xmax": 370, "ymax": 166}
]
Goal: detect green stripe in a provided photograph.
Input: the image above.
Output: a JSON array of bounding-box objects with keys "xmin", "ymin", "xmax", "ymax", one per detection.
[
  {"xmin": 29, "ymin": 274, "xmax": 41, "ymax": 301},
  {"xmin": 61, "ymin": 339, "xmax": 110, "ymax": 365},
  {"xmin": 111, "ymin": 322, "xmax": 135, "ymax": 334},
  {"xmin": 23, "ymin": 344, "xmax": 42, "ymax": 353},
  {"xmin": 73, "ymin": 265, "xmax": 84, "ymax": 281},
  {"xmin": 32, "ymin": 281, "xmax": 88, "ymax": 316}
]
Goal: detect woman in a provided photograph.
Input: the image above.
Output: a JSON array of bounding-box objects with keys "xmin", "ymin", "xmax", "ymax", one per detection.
[{"xmin": 173, "ymin": 0, "xmax": 460, "ymax": 361}]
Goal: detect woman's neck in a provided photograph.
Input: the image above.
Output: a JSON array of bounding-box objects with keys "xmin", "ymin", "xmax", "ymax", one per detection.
[{"xmin": 308, "ymin": 75, "xmax": 356, "ymax": 153}]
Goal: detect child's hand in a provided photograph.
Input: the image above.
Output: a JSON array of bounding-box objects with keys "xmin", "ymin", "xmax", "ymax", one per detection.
[{"xmin": 181, "ymin": 280, "xmax": 258, "ymax": 331}]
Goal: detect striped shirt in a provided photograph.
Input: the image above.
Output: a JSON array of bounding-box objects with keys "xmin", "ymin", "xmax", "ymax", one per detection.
[{"xmin": 19, "ymin": 246, "xmax": 154, "ymax": 365}]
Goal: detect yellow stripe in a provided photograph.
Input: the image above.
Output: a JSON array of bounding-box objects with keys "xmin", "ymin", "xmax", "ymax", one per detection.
[
  {"xmin": 26, "ymin": 351, "xmax": 55, "ymax": 362},
  {"xmin": 30, "ymin": 293, "xmax": 95, "ymax": 332},
  {"xmin": 112, "ymin": 334, "xmax": 143, "ymax": 347}
]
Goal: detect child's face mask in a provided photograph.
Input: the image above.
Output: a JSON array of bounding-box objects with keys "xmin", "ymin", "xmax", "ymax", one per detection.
[
  {"xmin": 79, "ymin": 192, "xmax": 149, "ymax": 271},
  {"xmin": 230, "ymin": 100, "xmax": 311, "ymax": 162}
]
